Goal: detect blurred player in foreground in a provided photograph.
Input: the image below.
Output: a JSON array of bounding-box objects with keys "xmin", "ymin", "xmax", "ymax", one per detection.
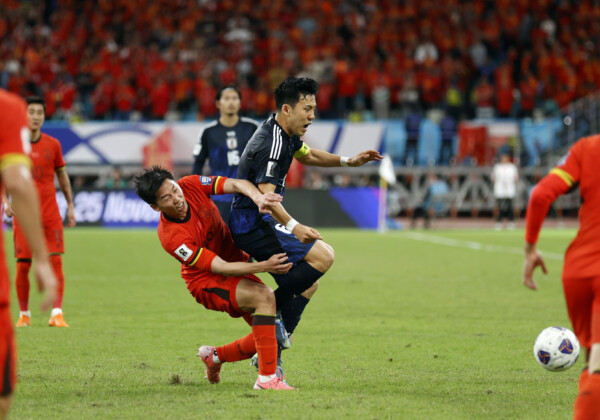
[
  {"xmin": 229, "ymin": 76, "xmax": 382, "ymax": 378},
  {"xmin": 134, "ymin": 167, "xmax": 295, "ymax": 390},
  {"xmin": 4, "ymin": 97, "xmax": 76, "ymax": 328},
  {"xmin": 0, "ymin": 88, "xmax": 57, "ymax": 418},
  {"xmin": 192, "ymin": 86, "xmax": 258, "ymax": 224},
  {"xmin": 523, "ymin": 135, "xmax": 600, "ymax": 419}
]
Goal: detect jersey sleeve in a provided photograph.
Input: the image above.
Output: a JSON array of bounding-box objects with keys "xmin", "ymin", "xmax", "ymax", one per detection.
[
  {"xmin": 192, "ymin": 128, "xmax": 209, "ymax": 175},
  {"xmin": 163, "ymin": 231, "xmax": 217, "ymax": 271},
  {"xmin": 0, "ymin": 94, "xmax": 31, "ymax": 171},
  {"xmin": 54, "ymin": 137, "xmax": 66, "ymax": 171},
  {"xmin": 179, "ymin": 174, "xmax": 227, "ymax": 196},
  {"xmin": 254, "ymin": 134, "xmax": 282, "ymax": 185},
  {"xmin": 524, "ymin": 142, "xmax": 582, "ymax": 244}
]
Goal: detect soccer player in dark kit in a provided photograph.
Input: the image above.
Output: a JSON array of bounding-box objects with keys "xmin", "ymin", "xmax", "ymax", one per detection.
[{"xmin": 229, "ymin": 76, "xmax": 383, "ymax": 379}]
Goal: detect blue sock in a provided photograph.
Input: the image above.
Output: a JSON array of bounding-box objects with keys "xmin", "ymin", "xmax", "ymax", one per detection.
[{"xmin": 281, "ymin": 295, "xmax": 310, "ymax": 334}]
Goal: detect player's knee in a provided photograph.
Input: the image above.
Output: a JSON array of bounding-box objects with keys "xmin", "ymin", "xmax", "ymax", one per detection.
[
  {"xmin": 254, "ymin": 284, "xmax": 275, "ymax": 310},
  {"xmin": 319, "ymin": 242, "xmax": 335, "ymax": 272}
]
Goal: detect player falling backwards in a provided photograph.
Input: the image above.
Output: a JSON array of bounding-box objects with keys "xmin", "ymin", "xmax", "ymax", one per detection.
[
  {"xmin": 192, "ymin": 86, "xmax": 258, "ymax": 224},
  {"xmin": 134, "ymin": 167, "xmax": 296, "ymax": 390},
  {"xmin": 3, "ymin": 97, "xmax": 76, "ymax": 328},
  {"xmin": 229, "ymin": 76, "xmax": 382, "ymax": 379},
  {"xmin": 0, "ymin": 88, "xmax": 57, "ymax": 419},
  {"xmin": 523, "ymin": 135, "xmax": 600, "ymax": 419}
]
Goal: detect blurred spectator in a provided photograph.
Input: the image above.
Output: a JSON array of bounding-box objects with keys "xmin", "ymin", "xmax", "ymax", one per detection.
[
  {"xmin": 411, "ymin": 173, "xmax": 449, "ymax": 229},
  {"xmin": 492, "ymin": 153, "xmax": 519, "ymax": 230},
  {"xmin": 404, "ymin": 111, "xmax": 422, "ymax": 166},
  {"xmin": 105, "ymin": 166, "xmax": 128, "ymax": 189},
  {"xmin": 439, "ymin": 113, "xmax": 458, "ymax": 165}
]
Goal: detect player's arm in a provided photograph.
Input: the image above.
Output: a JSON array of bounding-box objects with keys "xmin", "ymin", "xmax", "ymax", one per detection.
[
  {"xmin": 257, "ymin": 182, "xmax": 322, "ymax": 244},
  {"xmin": 56, "ymin": 168, "xmax": 76, "ymax": 227},
  {"xmin": 210, "ymin": 253, "xmax": 292, "ymax": 276},
  {"xmin": 2, "ymin": 163, "xmax": 57, "ymax": 310},
  {"xmin": 523, "ymin": 169, "xmax": 575, "ymax": 291},
  {"xmin": 295, "ymin": 146, "xmax": 383, "ymax": 168},
  {"xmin": 221, "ymin": 178, "xmax": 282, "ymax": 215}
]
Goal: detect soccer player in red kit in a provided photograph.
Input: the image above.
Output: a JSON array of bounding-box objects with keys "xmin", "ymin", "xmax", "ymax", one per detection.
[
  {"xmin": 523, "ymin": 135, "xmax": 600, "ymax": 419},
  {"xmin": 4, "ymin": 97, "xmax": 76, "ymax": 328},
  {"xmin": 0, "ymin": 88, "xmax": 57, "ymax": 418},
  {"xmin": 134, "ymin": 167, "xmax": 295, "ymax": 390}
]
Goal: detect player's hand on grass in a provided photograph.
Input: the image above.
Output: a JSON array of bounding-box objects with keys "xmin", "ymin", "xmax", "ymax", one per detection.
[
  {"xmin": 348, "ymin": 150, "xmax": 383, "ymax": 167},
  {"xmin": 256, "ymin": 192, "xmax": 283, "ymax": 215},
  {"xmin": 523, "ymin": 243, "xmax": 547, "ymax": 291},
  {"xmin": 264, "ymin": 253, "xmax": 293, "ymax": 274},
  {"xmin": 292, "ymin": 224, "xmax": 322, "ymax": 243},
  {"xmin": 34, "ymin": 259, "xmax": 58, "ymax": 311},
  {"xmin": 66, "ymin": 203, "xmax": 76, "ymax": 227}
]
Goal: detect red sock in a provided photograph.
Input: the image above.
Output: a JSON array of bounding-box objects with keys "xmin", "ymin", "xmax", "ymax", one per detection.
[
  {"xmin": 573, "ymin": 370, "xmax": 600, "ymax": 420},
  {"xmin": 15, "ymin": 260, "xmax": 31, "ymax": 312},
  {"xmin": 49, "ymin": 255, "xmax": 64, "ymax": 309},
  {"xmin": 578, "ymin": 368, "xmax": 589, "ymax": 392},
  {"xmin": 252, "ymin": 314, "xmax": 277, "ymax": 376},
  {"xmin": 216, "ymin": 333, "xmax": 256, "ymax": 363}
]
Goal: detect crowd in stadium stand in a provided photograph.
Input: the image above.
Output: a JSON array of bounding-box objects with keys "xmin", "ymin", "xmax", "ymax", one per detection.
[{"xmin": 1, "ymin": 0, "xmax": 600, "ymax": 121}]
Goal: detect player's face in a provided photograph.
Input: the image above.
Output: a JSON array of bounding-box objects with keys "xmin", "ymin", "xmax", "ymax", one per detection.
[
  {"xmin": 216, "ymin": 89, "xmax": 241, "ymax": 116},
  {"xmin": 152, "ymin": 179, "xmax": 188, "ymax": 220},
  {"xmin": 27, "ymin": 104, "xmax": 45, "ymax": 131},
  {"xmin": 288, "ymin": 94, "xmax": 316, "ymax": 136}
]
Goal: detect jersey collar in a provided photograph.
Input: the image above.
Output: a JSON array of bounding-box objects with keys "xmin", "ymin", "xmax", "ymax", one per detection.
[{"xmin": 162, "ymin": 204, "xmax": 191, "ymax": 224}]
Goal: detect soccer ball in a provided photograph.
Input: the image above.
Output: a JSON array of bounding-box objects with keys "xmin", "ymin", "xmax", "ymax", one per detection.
[{"xmin": 533, "ymin": 326, "xmax": 580, "ymax": 372}]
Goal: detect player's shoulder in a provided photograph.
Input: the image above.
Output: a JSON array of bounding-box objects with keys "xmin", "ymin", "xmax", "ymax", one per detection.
[
  {"xmin": 40, "ymin": 132, "xmax": 60, "ymax": 144},
  {"xmin": 0, "ymin": 89, "xmax": 26, "ymax": 110},
  {"xmin": 198, "ymin": 120, "xmax": 219, "ymax": 136},
  {"xmin": 240, "ymin": 117, "xmax": 259, "ymax": 128}
]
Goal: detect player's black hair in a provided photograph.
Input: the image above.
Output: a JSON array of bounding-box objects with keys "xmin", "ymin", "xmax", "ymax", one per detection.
[
  {"xmin": 25, "ymin": 96, "xmax": 46, "ymax": 111},
  {"xmin": 134, "ymin": 166, "xmax": 175, "ymax": 205},
  {"xmin": 274, "ymin": 77, "xmax": 319, "ymax": 110},
  {"xmin": 216, "ymin": 85, "xmax": 241, "ymax": 101}
]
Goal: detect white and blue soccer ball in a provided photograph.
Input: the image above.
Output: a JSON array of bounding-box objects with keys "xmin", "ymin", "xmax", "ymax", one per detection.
[{"xmin": 533, "ymin": 326, "xmax": 580, "ymax": 372}]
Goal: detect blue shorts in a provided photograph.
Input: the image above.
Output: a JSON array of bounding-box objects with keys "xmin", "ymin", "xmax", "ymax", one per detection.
[{"xmin": 231, "ymin": 216, "xmax": 315, "ymax": 284}]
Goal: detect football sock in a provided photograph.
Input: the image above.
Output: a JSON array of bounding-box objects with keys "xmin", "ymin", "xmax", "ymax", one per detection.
[
  {"xmin": 50, "ymin": 308, "xmax": 63, "ymax": 317},
  {"xmin": 15, "ymin": 260, "xmax": 31, "ymax": 312},
  {"xmin": 252, "ymin": 314, "xmax": 277, "ymax": 376},
  {"xmin": 281, "ymin": 295, "xmax": 310, "ymax": 334},
  {"xmin": 19, "ymin": 311, "xmax": 31, "ymax": 318},
  {"xmin": 216, "ymin": 333, "xmax": 255, "ymax": 363},
  {"xmin": 573, "ymin": 369, "xmax": 600, "ymax": 420},
  {"xmin": 50, "ymin": 255, "xmax": 64, "ymax": 309},
  {"xmin": 274, "ymin": 262, "xmax": 324, "ymax": 310},
  {"xmin": 578, "ymin": 367, "xmax": 589, "ymax": 391}
]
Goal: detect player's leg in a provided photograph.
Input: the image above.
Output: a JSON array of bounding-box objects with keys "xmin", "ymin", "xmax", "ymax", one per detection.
[
  {"xmin": 46, "ymin": 225, "xmax": 68, "ymax": 327},
  {"xmin": 13, "ymin": 222, "xmax": 32, "ymax": 327},
  {"xmin": 564, "ymin": 275, "xmax": 600, "ymax": 419},
  {"xmin": 0, "ymin": 308, "xmax": 17, "ymax": 419}
]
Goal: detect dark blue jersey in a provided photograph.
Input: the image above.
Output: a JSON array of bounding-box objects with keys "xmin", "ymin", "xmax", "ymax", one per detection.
[
  {"xmin": 229, "ymin": 114, "xmax": 309, "ymax": 235},
  {"xmin": 192, "ymin": 117, "xmax": 259, "ymax": 203}
]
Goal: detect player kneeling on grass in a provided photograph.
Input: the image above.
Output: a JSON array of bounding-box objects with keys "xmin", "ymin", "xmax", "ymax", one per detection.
[{"xmin": 134, "ymin": 167, "xmax": 295, "ymax": 390}]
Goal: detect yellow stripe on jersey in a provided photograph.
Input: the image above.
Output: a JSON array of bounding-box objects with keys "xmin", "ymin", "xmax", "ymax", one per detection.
[
  {"xmin": 0, "ymin": 154, "xmax": 32, "ymax": 172},
  {"xmin": 212, "ymin": 176, "xmax": 222, "ymax": 195},
  {"xmin": 55, "ymin": 165, "xmax": 66, "ymax": 171},
  {"xmin": 550, "ymin": 168, "xmax": 574, "ymax": 187},
  {"xmin": 294, "ymin": 142, "xmax": 310, "ymax": 158},
  {"xmin": 188, "ymin": 248, "xmax": 203, "ymax": 266}
]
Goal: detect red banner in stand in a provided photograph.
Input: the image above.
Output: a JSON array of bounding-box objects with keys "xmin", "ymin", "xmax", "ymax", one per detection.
[
  {"xmin": 457, "ymin": 124, "xmax": 488, "ymax": 165},
  {"xmin": 142, "ymin": 127, "xmax": 173, "ymax": 171}
]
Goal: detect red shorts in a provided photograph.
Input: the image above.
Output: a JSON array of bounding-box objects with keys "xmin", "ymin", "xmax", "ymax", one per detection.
[
  {"xmin": 0, "ymin": 308, "xmax": 16, "ymax": 396},
  {"xmin": 186, "ymin": 274, "xmax": 263, "ymax": 322},
  {"xmin": 13, "ymin": 218, "xmax": 64, "ymax": 259},
  {"xmin": 562, "ymin": 274, "xmax": 600, "ymax": 349}
]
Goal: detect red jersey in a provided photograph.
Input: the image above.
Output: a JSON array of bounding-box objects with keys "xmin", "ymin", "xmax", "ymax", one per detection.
[
  {"xmin": 0, "ymin": 89, "xmax": 31, "ymax": 306},
  {"xmin": 29, "ymin": 132, "xmax": 66, "ymax": 224},
  {"xmin": 526, "ymin": 135, "xmax": 600, "ymax": 277},
  {"xmin": 157, "ymin": 175, "xmax": 248, "ymax": 296}
]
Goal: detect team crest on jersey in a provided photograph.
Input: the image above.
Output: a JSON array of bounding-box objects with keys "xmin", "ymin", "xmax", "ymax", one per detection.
[
  {"xmin": 226, "ymin": 131, "xmax": 238, "ymax": 150},
  {"xmin": 200, "ymin": 176, "xmax": 212, "ymax": 185},
  {"xmin": 175, "ymin": 244, "xmax": 193, "ymax": 261},
  {"xmin": 266, "ymin": 161, "xmax": 277, "ymax": 178}
]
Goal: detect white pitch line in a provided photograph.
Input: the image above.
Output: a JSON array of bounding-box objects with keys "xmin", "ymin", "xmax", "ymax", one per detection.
[{"xmin": 402, "ymin": 232, "xmax": 564, "ymax": 261}]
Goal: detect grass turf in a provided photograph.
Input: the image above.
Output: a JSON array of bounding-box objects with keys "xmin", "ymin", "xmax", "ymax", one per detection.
[{"xmin": 5, "ymin": 227, "xmax": 580, "ymax": 419}]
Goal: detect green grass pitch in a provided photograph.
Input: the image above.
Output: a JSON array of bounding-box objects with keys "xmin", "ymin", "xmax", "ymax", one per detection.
[{"xmin": 5, "ymin": 227, "xmax": 580, "ymax": 419}]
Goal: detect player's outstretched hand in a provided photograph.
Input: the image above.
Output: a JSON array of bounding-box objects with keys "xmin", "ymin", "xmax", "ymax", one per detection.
[
  {"xmin": 348, "ymin": 150, "xmax": 383, "ymax": 167},
  {"xmin": 523, "ymin": 244, "xmax": 547, "ymax": 291},
  {"xmin": 3, "ymin": 202, "xmax": 13, "ymax": 218},
  {"xmin": 256, "ymin": 192, "xmax": 283, "ymax": 215},
  {"xmin": 34, "ymin": 259, "xmax": 58, "ymax": 311},
  {"xmin": 264, "ymin": 253, "xmax": 293, "ymax": 274},
  {"xmin": 292, "ymin": 224, "xmax": 322, "ymax": 244}
]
